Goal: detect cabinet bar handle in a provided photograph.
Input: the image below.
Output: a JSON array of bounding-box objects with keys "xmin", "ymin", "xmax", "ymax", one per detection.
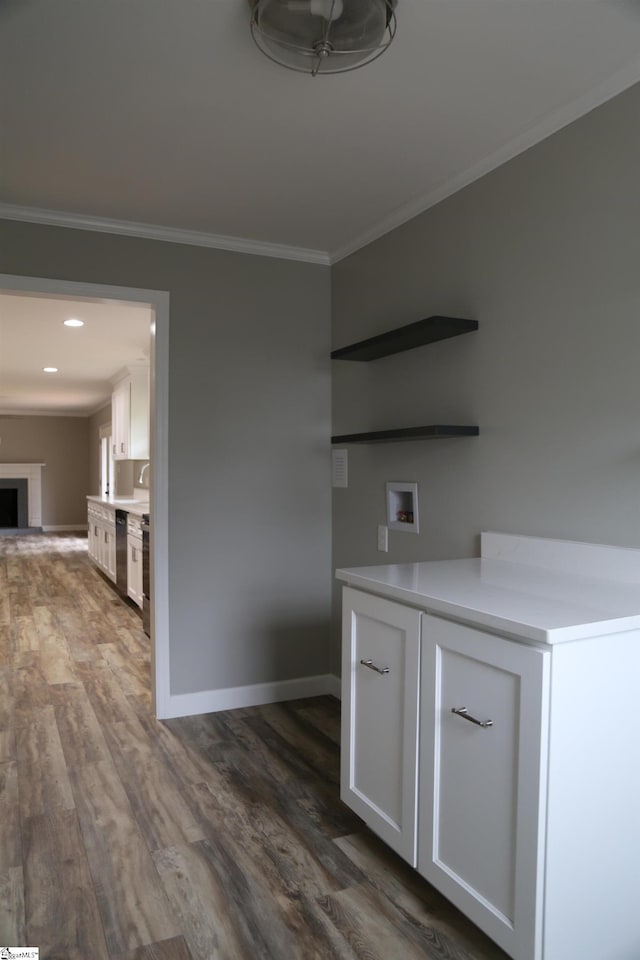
[
  {"xmin": 360, "ymin": 658, "xmax": 389, "ymax": 675},
  {"xmin": 451, "ymin": 706, "xmax": 493, "ymax": 728}
]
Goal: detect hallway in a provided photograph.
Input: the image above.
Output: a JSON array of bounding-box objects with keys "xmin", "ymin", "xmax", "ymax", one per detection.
[{"xmin": 0, "ymin": 533, "xmax": 507, "ymax": 960}]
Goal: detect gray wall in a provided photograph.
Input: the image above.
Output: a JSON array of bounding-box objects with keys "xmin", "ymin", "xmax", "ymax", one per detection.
[
  {"xmin": 332, "ymin": 81, "xmax": 640, "ymax": 672},
  {"xmin": 0, "ymin": 415, "xmax": 90, "ymax": 526},
  {"xmin": 0, "ymin": 225, "xmax": 332, "ymax": 695}
]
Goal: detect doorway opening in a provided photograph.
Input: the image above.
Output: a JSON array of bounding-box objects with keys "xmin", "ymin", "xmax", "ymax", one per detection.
[{"xmin": 0, "ymin": 273, "xmax": 170, "ymax": 717}]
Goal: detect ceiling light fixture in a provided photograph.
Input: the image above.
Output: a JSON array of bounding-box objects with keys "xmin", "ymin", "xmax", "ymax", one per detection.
[
  {"xmin": 248, "ymin": 0, "xmax": 397, "ymax": 76},
  {"xmin": 43, "ymin": 367, "xmax": 58, "ymax": 373},
  {"xmin": 64, "ymin": 318, "xmax": 84, "ymax": 327}
]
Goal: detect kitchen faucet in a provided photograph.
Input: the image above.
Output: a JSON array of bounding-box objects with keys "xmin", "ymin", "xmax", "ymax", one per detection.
[{"xmin": 138, "ymin": 462, "xmax": 150, "ymax": 485}]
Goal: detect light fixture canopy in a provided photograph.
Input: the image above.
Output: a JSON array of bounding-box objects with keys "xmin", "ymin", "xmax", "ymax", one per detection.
[{"xmin": 249, "ymin": 0, "xmax": 397, "ymax": 76}]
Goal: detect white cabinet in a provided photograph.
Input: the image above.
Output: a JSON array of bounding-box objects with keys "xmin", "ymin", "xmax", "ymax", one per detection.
[
  {"xmin": 87, "ymin": 501, "xmax": 116, "ymax": 583},
  {"xmin": 340, "ymin": 589, "xmax": 548, "ymax": 957},
  {"xmin": 338, "ymin": 549, "xmax": 640, "ymax": 960},
  {"xmin": 111, "ymin": 377, "xmax": 130, "ymax": 459},
  {"xmin": 111, "ymin": 365, "xmax": 149, "ymax": 461},
  {"xmin": 341, "ymin": 587, "xmax": 421, "ymax": 864},
  {"xmin": 103, "ymin": 520, "xmax": 116, "ymax": 581},
  {"xmin": 87, "ymin": 504, "xmax": 97, "ymax": 560},
  {"xmin": 419, "ymin": 614, "xmax": 550, "ymax": 960},
  {"xmin": 127, "ymin": 514, "xmax": 144, "ymax": 608}
]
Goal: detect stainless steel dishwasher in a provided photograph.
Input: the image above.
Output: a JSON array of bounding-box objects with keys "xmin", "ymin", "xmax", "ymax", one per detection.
[
  {"xmin": 141, "ymin": 514, "xmax": 150, "ymax": 636},
  {"xmin": 115, "ymin": 509, "xmax": 128, "ymax": 599}
]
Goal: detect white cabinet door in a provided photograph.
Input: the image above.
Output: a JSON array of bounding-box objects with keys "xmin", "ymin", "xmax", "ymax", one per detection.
[
  {"xmin": 128, "ymin": 366, "xmax": 150, "ymax": 460},
  {"xmin": 112, "ymin": 377, "xmax": 131, "ymax": 460},
  {"xmin": 87, "ymin": 510, "xmax": 96, "ymax": 561},
  {"xmin": 93, "ymin": 520, "xmax": 104, "ymax": 569},
  {"xmin": 341, "ymin": 586, "xmax": 421, "ymax": 865},
  {"xmin": 111, "ymin": 367, "xmax": 149, "ymax": 462},
  {"xmin": 127, "ymin": 536, "xmax": 143, "ymax": 608},
  {"xmin": 103, "ymin": 524, "xmax": 116, "ymax": 582},
  {"xmin": 419, "ymin": 614, "xmax": 550, "ymax": 960}
]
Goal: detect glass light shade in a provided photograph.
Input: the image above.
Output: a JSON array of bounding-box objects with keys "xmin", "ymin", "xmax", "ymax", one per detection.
[{"xmin": 249, "ymin": 0, "xmax": 397, "ymax": 76}]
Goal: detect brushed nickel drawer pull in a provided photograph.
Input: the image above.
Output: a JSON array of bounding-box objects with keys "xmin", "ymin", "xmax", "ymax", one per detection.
[
  {"xmin": 451, "ymin": 706, "xmax": 493, "ymax": 728},
  {"xmin": 360, "ymin": 658, "xmax": 389, "ymax": 675}
]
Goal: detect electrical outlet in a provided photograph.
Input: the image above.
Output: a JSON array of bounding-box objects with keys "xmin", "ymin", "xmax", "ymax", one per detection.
[{"xmin": 377, "ymin": 524, "xmax": 388, "ymax": 552}]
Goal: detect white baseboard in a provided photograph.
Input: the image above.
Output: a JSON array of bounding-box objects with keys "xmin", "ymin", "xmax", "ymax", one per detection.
[
  {"xmin": 326, "ymin": 673, "xmax": 341, "ymax": 699},
  {"xmin": 160, "ymin": 672, "xmax": 341, "ymax": 720},
  {"xmin": 42, "ymin": 524, "xmax": 87, "ymax": 532}
]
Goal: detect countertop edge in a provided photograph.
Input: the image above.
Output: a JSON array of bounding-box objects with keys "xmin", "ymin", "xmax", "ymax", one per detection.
[
  {"xmin": 87, "ymin": 495, "xmax": 149, "ymax": 517},
  {"xmin": 335, "ymin": 565, "xmax": 640, "ymax": 646}
]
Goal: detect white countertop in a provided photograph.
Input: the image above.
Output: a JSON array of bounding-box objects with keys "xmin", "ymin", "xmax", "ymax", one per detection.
[
  {"xmin": 336, "ymin": 553, "xmax": 640, "ymax": 645},
  {"xmin": 87, "ymin": 495, "xmax": 149, "ymax": 518}
]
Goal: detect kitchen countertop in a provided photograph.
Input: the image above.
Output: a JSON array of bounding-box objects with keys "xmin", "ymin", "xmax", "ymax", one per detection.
[
  {"xmin": 87, "ymin": 495, "xmax": 149, "ymax": 518},
  {"xmin": 336, "ymin": 533, "xmax": 640, "ymax": 645}
]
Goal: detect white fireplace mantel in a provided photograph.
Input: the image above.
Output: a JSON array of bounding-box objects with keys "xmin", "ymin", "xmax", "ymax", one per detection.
[{"xmin": 0, "ymin": 463, "xmax": 45, "ymax": 527}]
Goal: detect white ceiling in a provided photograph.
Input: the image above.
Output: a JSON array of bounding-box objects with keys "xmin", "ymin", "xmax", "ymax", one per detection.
[
  {"xmin": 2, "ymin": 2, "xmax": 640, "ymax": 413},
  {"xmin": 1, "ymin": 0, "xmax": 640, "ymax": 262},
  {"xmin": 0, "ymin": 292, "xmax": 152, "ymax": 416}
]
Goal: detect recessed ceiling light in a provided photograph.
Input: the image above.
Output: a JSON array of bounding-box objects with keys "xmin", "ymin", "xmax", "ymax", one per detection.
[
  {"xmin": 63, "ymin": 318, "xmax": 84, "ymax": 327},
  {"xmin": 43, "ymin": 367, "xmax": 58, "ymax": 373}
]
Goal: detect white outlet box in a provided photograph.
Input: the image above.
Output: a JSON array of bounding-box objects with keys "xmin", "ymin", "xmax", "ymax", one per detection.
[
  {"xmin": 386, "ymin": 481, "xmax": 419, "ymax": 533},
  {"xmin": 377, "ymin": 524, "xmax": 388, "ymax": 552}
]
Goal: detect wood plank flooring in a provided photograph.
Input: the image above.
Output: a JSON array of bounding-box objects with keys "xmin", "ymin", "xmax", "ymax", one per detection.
[{"xmin": 0, "ymin": 533, "xmax": 509, "ymax": 960}]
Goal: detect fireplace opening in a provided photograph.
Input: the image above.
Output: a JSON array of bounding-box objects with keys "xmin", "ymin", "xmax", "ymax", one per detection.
[
  {"xmin": 0, "ymin": 489, "xmax": 18, "ymax": 527},
  {"xmin": 0, "ymin": 479, "xmax": 29, "ymax": 528}
]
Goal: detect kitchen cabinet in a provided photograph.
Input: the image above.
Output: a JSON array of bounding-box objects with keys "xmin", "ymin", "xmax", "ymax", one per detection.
[
  {"xmin": 87, "ymin": 501, "xmax": 116, "ymax": 582},
  {"xmin": 127, "ymin": 513, "xmax": 144, "ymax": 608},
  {"xmin": 111, "ymin": 365, "xmax": 149, "ymax": 461},
  {"xmin": 337, "ymin": 532, "xmax": 640, "ymax": 960},
  {"xmin": 87, "ymin": 502, "xmax": 97, "ymax": 559},
  {"xmin": 340, "ymin": 587, "xmax": 421, "ymax": 865}
]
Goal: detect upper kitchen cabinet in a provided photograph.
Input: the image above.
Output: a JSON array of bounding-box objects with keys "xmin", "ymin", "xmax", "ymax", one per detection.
[{"xmin": 111, "ymin": 365, "xmax": 150, "ymax": 461}]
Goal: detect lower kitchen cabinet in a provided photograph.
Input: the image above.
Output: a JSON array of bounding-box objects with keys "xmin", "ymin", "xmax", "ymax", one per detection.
[
  {"xmin": 340, "ymin": 586, "xmax": 421, "ymax": 865},
  {"xmin": 87, "ymin": 502, "xmax": 116, "ymax": 582},
  {"xmin": 103, "ymin": 523, "xmax": 116, "ymax": 581},
  {"xmin": 419, "ymin": 613, "xmax": 550, "ymax": 960},
  {"xmin": 341, "ymin": 587, "xmax": 547, "ymax": 955},
  {"xmin": 127, "ymin": 514, "xmax": 144, "ymax": 608},
  {"xmin": 338, "ymin": 559, "xmax": 640, "ymax": 960}
]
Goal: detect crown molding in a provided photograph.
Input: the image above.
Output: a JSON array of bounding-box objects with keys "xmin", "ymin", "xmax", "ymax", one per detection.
[
  {"xmin": 329, "ymin": 56, "xmax": 640, "ymax": 263},
  {"xmin": 0, "ymin": 203, "xmax": 331, "ymax": 266},
  {"xmin": 0, "ymin": 408, "xmax": 92, "ymax": 418},
  {"xmin": 2, "ymin": 55, "xmax": 640, "ymax": 268}
]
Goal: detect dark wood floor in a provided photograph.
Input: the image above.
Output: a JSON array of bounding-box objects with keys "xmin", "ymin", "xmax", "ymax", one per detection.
[{"xmin": 0, "ymin": 533, "xmax": 509, "ymax": 960}]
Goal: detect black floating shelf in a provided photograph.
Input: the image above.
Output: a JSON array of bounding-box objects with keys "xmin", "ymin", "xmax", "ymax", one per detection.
[
  {"xmin": 331, "ymin": 316, "xmax": 478, "ymax": 362},
  {"xmin": 331, "ymin": 425, "xmax": 480, "ymax": 445}
]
